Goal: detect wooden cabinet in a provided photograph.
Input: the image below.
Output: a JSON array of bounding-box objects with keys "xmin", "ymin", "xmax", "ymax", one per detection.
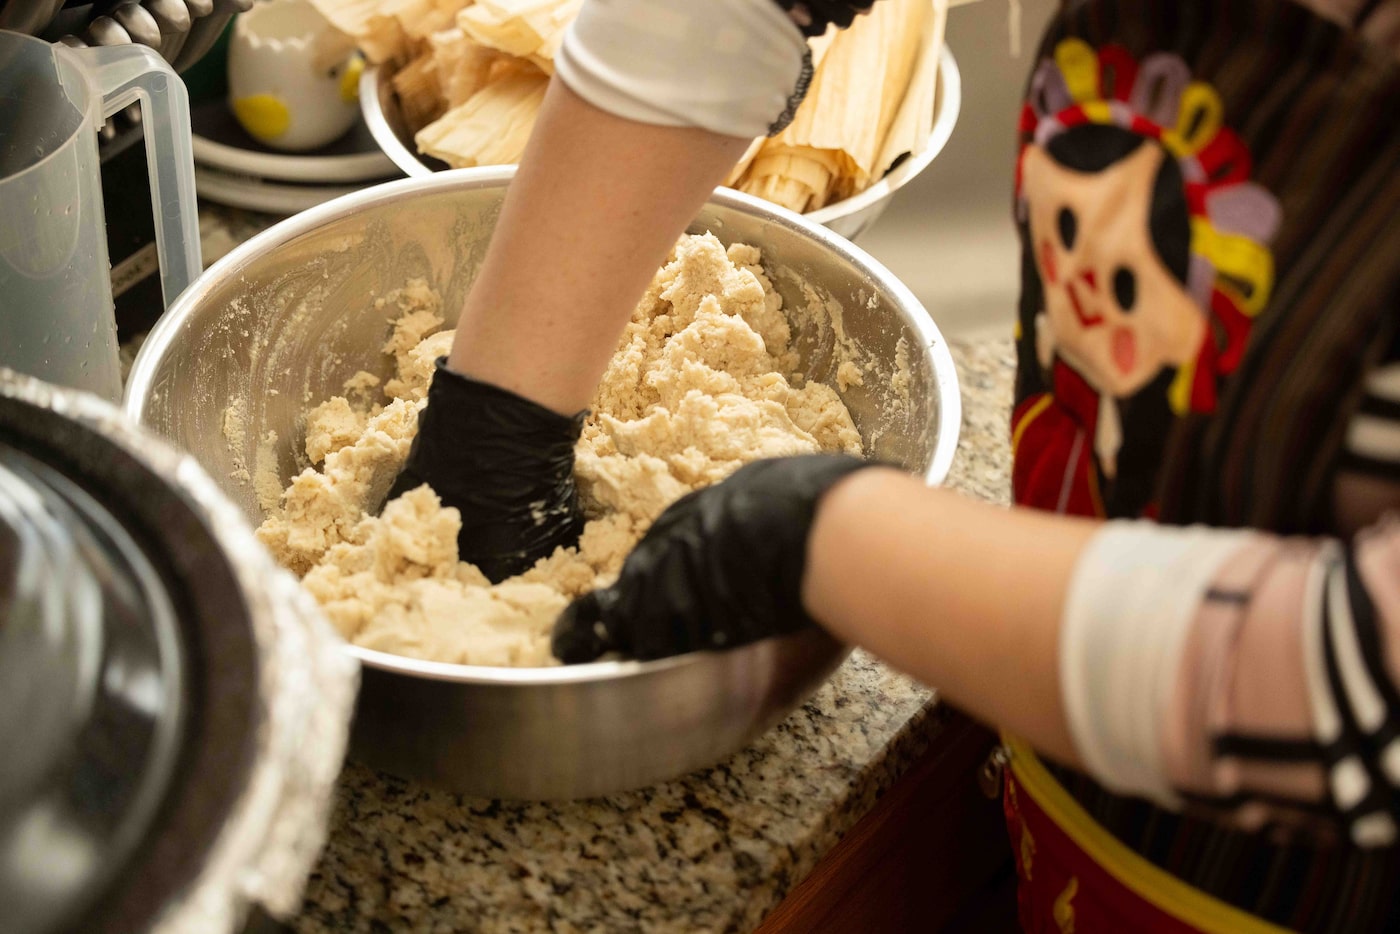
[{"xmin": 756, "ymin": 711, "xmax": 1015, "ymax": 933}]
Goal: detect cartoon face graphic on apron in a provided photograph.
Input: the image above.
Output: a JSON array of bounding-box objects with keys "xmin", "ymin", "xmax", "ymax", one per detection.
[{"xmin": 1012, "ymin": 40, "xmax": 1282, "ymax": 518}]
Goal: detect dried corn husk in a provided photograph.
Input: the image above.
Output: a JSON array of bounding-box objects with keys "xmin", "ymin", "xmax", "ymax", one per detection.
[
  {"xmin": 307, "ymin": 0, "xmax": 404, "ymax": 63},
  {"xmin": 429, "ymin": 27, "xmax": 507, "ymax": 109},
  {"xmin": 309, "ymin": 0, "xmax": 472, "ymax": 64},
  {"xmin": 874, "ymin": 0, "xmax": 948, "ymax": 178},
  {"xmin": 415, "ymin": 67, "xmax": 549, "ymax": 167},
  {"xmin": 741, "ymin": 145, "xmax": 844, "ymax": 214},
  {"xmin": 392, "ymin": 52, "xmax": 447, "ymax": 130},
  {"xmin": 736, "ymin": 0, "xmax": 930, "ymax": 212},
  {"xmin": 722, "ymin": 30, "xmax": 839, "ymax": 188},
  {"xmin": 457, "ymin": 0, "xmax": 582, "ymax": 73},
  {"xmin": 401, "ymin": 0, "xmax": 474, "ymax": 41},
  {"xmin": 392, "ymin": 25, "xmax": 529, "ymax": 135}
]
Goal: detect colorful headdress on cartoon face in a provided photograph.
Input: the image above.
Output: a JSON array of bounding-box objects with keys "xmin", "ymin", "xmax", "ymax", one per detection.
[{"xmin": 1016, "ymin": 39, "xmax": 1282, "ymax": 415}]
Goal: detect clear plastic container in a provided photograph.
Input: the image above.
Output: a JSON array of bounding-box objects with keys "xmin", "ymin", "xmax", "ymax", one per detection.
[{"xmin": 0, "ymin": 30, "xmax": 201, "ymax": 401}]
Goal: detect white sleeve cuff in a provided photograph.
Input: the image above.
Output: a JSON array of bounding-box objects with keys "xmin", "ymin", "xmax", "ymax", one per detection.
[
  {"xmin": 555, "ymin": 0, "xmax": 807, "ymax": 138},
  {"xmin": 1060, "ymin": 521, "xmax": 1255, "ymax": 807}
]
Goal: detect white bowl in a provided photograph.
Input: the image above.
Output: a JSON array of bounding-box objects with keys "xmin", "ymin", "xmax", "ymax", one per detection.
[{"xmin": 360, "ymin": 46, "xmax": 962, "ymax": 241}]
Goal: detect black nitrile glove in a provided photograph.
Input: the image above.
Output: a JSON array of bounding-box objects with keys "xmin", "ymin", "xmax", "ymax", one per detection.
[
  {"xmin": 552, "ymin": 454, "xmax": 877, "ymax": 664},
  {"xmin": 384, "ymin": 358, "xmax": 586, "ymax": 582}
]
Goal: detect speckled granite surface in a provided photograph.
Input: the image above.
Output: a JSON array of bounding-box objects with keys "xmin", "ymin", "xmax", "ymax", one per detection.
[{"xmin": 290, "ymin": 338, "xmax": 1016, "ymax": 934}]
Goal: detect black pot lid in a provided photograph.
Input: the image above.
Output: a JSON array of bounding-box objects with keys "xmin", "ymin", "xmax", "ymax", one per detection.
[{"xmin": 0, "ymin": 372, "xmax": 357, "ymax": 934}]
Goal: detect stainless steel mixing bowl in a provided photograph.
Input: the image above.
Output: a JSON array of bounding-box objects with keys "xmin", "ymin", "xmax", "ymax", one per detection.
[
  {"xmin": 124, "ymin": 168, "xmax": 961, "ymax": 800},
  {"xmin": 360, "ymin": 46, "xmax": 963, "ymax": 242}
]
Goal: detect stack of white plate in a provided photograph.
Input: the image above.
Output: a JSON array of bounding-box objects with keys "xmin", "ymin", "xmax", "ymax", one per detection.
[{"xmin": 191, "ymin": 98, "xmax": 400, "ymax": 213}]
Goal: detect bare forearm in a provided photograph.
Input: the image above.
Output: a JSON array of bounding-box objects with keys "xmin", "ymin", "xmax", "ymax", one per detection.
[
  {"xmin": 801, "ymin": 469, "xmax": 1099, "ymax": 766},
  {"xmin": 447, "ymin": 82, "xmax": 752, "ymax": 415}
]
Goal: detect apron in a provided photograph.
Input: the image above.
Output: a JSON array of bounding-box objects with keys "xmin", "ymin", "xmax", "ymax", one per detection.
[
  {"xmin": 1002, "ymin": 737, "xmax": 1291, "ymax": 934},
  {"xmin": 1004, "ymin": 1, "xmax": 1400, "ymax": 930}
]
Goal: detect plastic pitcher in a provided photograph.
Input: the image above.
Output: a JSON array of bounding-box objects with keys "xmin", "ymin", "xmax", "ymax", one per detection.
[{"xmin": 0, "ymin": 30, "xmax": 201, "ymax": 402}]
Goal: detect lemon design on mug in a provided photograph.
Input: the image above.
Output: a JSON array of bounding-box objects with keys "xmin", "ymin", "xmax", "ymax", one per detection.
[
  {"xmin": 339, "ymin": 54, "xmax": 364, "ymax": 104},
  {"xmin": 232, "ymin": 94, "xmax": 292, "ymax": 142}
]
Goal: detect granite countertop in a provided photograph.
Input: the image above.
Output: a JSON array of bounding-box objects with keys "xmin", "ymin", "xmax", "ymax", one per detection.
[
  {"xmin": 192, "ymin": 204, "xmax": 1016, "ymax": 934},
  {"xmin": 292, "ymin": 341, "xmax": 1015, "ymax": 934}
]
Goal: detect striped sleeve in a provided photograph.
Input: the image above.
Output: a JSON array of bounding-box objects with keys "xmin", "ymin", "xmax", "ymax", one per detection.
[
  {"xmin": 1296, "ymin": 0, "xmax": 1400, "ymax": 51},
  {"xmin": 1061, "ymin": 517, "xmax": 1400, "ymax": 846},
  {"xmin": 1342, "ymin": 331, "xmax": 1400, "ymax": 479}
]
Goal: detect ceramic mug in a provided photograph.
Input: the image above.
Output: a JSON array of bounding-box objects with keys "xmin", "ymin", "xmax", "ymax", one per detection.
[{"xmin": 227, "ymin": 0, "xmax": 362, "ymax": 151}]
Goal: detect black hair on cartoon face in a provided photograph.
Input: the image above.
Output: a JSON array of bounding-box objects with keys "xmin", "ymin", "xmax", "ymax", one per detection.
[{"xmin": 1046, "ymin": 123, "xmax": 1191, "ymax": 287}]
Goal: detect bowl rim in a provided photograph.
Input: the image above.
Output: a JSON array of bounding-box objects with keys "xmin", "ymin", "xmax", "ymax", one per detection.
[
  {"xmin": 360, "ymin": 60, "xmax": 438, "ymax": 180},
  {"xmin": 359, "ymin": 45, "xmax": 963, "ymax": 226},
  {"xmin": 344, "ymin": 630, "xmax": 849, "ymax": 685},
  {"xmin": 125, "ymin": 167, "xmax": 961, "ymax": 686}
]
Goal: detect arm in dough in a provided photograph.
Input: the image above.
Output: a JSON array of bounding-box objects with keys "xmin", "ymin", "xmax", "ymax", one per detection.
[{"xmin": 445, "ymin": 0, "xmax": 812, "ymax": 414}]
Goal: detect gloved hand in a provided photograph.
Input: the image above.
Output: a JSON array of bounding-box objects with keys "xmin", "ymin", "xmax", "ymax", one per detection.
[
  {"xmin": 552, "ymin": 454, "xmax": 877, "ymax": 663},
  {"xmin": 384, "ymin": 358, "xmax": 586, "ymax": 582}
]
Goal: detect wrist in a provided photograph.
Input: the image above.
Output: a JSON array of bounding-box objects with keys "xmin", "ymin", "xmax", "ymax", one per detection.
[
  {"xmin": 444, "ymin": 339, "xmax": 587, "ymax": 418},
  {"xmin": 431, "ymin": 357, "xmax": 589, "ymax": 425},
  {"xmin": 800, "ymin": 466, "xmax": 910, "ymax": 631}
]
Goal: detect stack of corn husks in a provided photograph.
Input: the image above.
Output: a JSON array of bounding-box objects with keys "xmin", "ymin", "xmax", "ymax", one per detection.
[
  {"xmin": 308, "ymin": 0, "xmax": 574, "ymax": 167},
  {"xmin": 311, "ymin": 0, "xmax": 947, "ymax": 213},
  {"xmin": 730, "ymin": 0, "xmax": 945, "ymax": 212}
]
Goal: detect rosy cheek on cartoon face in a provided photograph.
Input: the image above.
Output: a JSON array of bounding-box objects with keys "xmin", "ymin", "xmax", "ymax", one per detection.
[{"xmin": 1112, "ymin": 326, "xmax": 1136, "ymax": 375}]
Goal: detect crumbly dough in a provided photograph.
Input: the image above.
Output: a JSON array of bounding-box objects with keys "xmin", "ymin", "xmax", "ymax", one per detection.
[{"xmin": 255, "ymin": 234, "xmax": 863, "ymax": 667}]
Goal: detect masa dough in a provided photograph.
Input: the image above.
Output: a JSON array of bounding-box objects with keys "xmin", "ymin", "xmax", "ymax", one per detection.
[{"xmin": 256, "ymin": 234, "xmax": 863, "ymax": 667}]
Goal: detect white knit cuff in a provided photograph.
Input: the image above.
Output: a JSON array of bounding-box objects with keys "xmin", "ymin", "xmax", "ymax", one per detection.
[
  {"xmin": 555, "ymin": 0, "xmax": 807, "ymax": 138},
  {"xmin": 1060, "ymin": 521, "xmax": 1254, "ymax": 806}
]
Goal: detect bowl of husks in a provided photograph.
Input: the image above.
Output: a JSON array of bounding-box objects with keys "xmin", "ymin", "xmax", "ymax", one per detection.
[
  {"xmin": 124, "ymin": 167, "xmax": 961, "ymax": 800},
  {"xmin": 337, "ymin": 0, "xmax": 961, "ymax": 240}
]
